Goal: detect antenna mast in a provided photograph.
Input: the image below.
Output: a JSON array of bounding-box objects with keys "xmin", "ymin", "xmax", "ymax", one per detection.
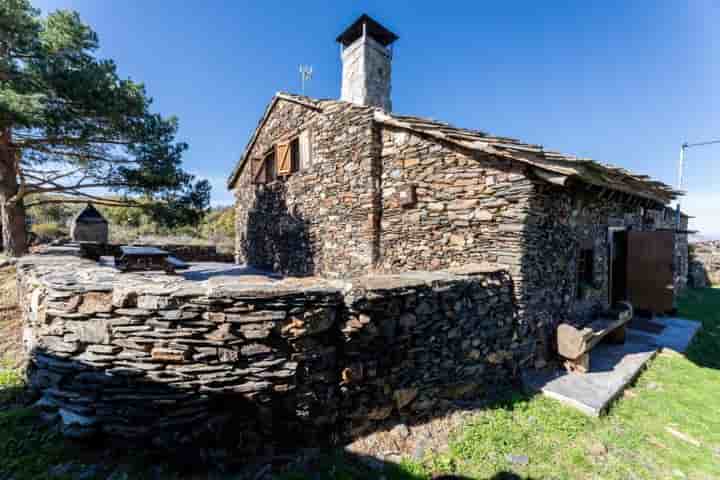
[{"xmin": 299, "ymin": 65, "xmax": 313, "ymax": 95}]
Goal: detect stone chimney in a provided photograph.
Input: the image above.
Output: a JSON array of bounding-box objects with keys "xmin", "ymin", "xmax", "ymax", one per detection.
[{"xmin": 337, "ymin": 14, "xmax": 398, "ymax": 111}]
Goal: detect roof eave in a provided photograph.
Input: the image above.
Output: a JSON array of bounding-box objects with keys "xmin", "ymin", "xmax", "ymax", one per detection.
[{"xmin": 372, "ymin": 111, "xmax": 679, "ymax": 205}]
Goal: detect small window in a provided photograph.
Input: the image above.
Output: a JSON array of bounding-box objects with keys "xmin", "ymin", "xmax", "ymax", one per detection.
[
  {"xmin": 290, "ymin": 137, "xmax": 300, "ymax": 173},
  {"xmin": 265, "ymin": 151, "xmax": 276, "ymax": 182},
  {"xmin": 299, "ymin": 129, "xmax": 312, "ymax": 169},
  {"xmin": 577, "ymin": 248, "xmax": 594, "ymax": 299},
  {"xmin": 252, "ymin": 157, "xmax": 265, "ymax": 184}
]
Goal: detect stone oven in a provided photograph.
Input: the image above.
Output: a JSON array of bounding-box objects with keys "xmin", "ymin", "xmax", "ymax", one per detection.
[{"xmin": 70, "ymin": 203, "xmax": 108, "ymax": 243}]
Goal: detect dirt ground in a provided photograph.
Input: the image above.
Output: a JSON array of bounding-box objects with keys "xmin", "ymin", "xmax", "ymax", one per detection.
[{"xmin": 0, "ymin": 265, "xmax": 22, "ymax": 368}]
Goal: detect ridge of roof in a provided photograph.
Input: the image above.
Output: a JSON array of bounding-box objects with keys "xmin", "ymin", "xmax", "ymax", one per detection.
[{"xmin": 73, "ymin": 203, "xmax": 107, "ymax": 223}]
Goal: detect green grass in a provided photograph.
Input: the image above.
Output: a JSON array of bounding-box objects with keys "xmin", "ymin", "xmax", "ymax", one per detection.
[{"xmin": 2, "ymin": 289, "xmax": 720, "ymax": 479}]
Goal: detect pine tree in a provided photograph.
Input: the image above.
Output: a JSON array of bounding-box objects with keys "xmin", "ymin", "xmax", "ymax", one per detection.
[{"xmin": 0, "ymin": 0, "xmax": 206, "ymax": 255}]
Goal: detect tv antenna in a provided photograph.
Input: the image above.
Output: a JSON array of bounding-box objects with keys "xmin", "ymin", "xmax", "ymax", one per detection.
[{"xmin": 299, "ymin": 65, "xmax": 313, "ymax": 95}]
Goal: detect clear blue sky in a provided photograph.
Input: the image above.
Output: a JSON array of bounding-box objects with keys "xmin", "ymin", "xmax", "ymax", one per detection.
[{"xmin": 33, "ymin": 1, "xmax": 720, "ymax": 236}]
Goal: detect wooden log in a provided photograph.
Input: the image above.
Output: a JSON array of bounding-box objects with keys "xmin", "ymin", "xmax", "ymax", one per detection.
[{"xmin": 557, "ymin": 303, "xmax": 633, "ymax": 365}]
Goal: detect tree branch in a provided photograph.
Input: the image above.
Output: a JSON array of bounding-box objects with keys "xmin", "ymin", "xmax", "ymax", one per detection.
[{"xmin": 26, "ymin": 197, "xmax": 141, "ymax": 208}]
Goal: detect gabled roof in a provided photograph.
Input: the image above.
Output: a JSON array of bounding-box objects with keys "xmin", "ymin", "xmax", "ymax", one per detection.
[
  {"xmin": 373, "ymin": 111, "xmax": 681, "ymax": 204},
  {"xmin": 228, "ymin": 93, "xmax": 681, "ymax": 204},
  {"xmin": 73, "ymin": 203, "xmax": 107, "ymax": 224}
]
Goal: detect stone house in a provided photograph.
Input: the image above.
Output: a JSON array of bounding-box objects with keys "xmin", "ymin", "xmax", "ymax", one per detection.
[{"xmin": 228, "ymin": 15, "xmax": 687, "ymax": 350}]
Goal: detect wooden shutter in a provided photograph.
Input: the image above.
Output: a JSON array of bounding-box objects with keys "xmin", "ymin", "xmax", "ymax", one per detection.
[
  {"xmin": 276, "ymin": 142, "xmax": 291, "ymax": 175},
  {"xmin": 252, "ymin": 157, "xmax": 266, "ymax": 184}
]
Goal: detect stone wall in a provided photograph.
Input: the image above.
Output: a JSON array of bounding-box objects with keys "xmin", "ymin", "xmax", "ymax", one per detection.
[
  {"xmin": 377, "ymin": 125, "xmax": 532, "ymax": 275},
  {"xmin": 232, "ymin": 103, "xmax": 689, "ymax": 363},
  {"xmin": 338, "ymin": 267, "xmax": 525, "ymax": 439},
  {"xmin": 19, "ymin": 249, "xmax": 523, "ymax": 461},
  {"xmin": 689, "ymin": 241, "xmax": 720, "ymax": 287},
  {"xmin": 233, "ymin": 98, "xmax": 379, "ymax": 278}
]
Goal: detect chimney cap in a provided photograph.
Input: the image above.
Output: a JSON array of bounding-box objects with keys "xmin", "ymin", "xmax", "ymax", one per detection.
[{"xmin": 336, "ymin": 14, "xmax": 399, "ymax": 47}]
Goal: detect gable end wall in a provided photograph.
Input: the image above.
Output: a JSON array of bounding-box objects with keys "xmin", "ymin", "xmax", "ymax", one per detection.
[{"xmin": 233, "ymin": 99, "xmax": 378, "ymax": 278}]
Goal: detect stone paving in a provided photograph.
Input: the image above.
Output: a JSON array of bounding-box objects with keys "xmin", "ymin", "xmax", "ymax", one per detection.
[{"xmin": 524, "ymin": 316, "xmax": 701, "ymax": 416}]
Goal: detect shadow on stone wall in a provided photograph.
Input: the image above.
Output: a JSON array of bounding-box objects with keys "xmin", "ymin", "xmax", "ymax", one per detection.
[
  {"xmin": 9, "ymin": 354, "xmax": 538, "ymax": 478},
  {"xmin": 243, "ymin": 182, "xmax": 315, "ymax": 277},
  {"xmin": 17, "ymin": 346, "xmax": 538, "ymax": 478}
]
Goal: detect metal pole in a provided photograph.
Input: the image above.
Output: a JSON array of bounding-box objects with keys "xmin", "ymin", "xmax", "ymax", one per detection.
[
  {"xmin": 676, "ymin": 143, "xmax": 686, "ymax": 230},
  {"xmin": 674, "ymin": 139, "xmax": 720, "ymax": 230}
]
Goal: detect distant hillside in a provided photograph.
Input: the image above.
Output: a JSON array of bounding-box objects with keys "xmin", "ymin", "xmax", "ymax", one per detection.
[{"xmin": 690, "ymin": 234, "xmax": 720, "ymax": 244}]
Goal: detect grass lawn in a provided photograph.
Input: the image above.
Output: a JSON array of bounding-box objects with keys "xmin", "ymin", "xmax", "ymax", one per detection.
[{"xmin": 1, "ymin": 285, "xmax": 719, "ymax": 479}]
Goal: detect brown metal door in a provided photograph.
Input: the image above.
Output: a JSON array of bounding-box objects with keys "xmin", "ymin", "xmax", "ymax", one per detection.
[{"xmin": 626, "ymin": 231, "xmax": 674, "ymax": 313}]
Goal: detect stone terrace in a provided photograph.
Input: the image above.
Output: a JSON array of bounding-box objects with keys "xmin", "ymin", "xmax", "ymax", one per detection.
[{"xmin": 18, "ymin": 246, "xmax": 529, "ymax": 462}]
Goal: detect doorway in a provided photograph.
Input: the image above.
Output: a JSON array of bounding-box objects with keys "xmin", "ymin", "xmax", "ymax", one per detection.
[{"xmin": 609, "ymin": 228, "xmax": 628, "ymax": 306}]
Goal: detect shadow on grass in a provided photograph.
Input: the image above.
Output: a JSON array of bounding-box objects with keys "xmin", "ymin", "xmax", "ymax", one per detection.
[{"xmin": 677, "ymin": 287, "xmax": 720, "ymax": 370}]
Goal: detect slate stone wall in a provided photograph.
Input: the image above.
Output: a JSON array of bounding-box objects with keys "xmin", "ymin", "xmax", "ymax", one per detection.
[
  {"xmin": 338, "ymin": 268, "xmax": 524, "ymax": 440},
  {"xmin": 18, "ymin": 250, "xmax": 521, "ymax": 461},
  {"xmin": 377, "ymin": 126, "xmax": 532, "ymax": 275},
  {"xmin": 233, "ymin": 98, "xmax": 379, "ymax": 278},
  {"xmin": 689, "ymin": 241, "xmax": 720, "ymax": 287}
]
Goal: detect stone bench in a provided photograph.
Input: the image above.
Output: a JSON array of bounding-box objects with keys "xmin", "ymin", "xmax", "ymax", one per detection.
[{"xmin": 557, "ymin": 302, "xmax": 634, "ymax": 373}]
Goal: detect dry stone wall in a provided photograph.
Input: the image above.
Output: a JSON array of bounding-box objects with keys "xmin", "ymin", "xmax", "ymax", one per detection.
[
  {"xmin": 19, "ymin": 249, "xmax": 523, "ymax": 461},
  {"xmin": 338, "ymin": 267, "xmax": 524, "ymax": 440},
  {"xmin": 689, "ymin": 241, "xmax": 720, "ymax": 287}
]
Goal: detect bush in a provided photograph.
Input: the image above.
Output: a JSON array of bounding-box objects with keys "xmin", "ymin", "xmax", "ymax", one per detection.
[
  {"xmin": 31, "ymin": 223, "xmax": 67, "ymax": 243},
  {"xmin": 200, "ymin": 207, "xmax": 235, "ymax": 239}
]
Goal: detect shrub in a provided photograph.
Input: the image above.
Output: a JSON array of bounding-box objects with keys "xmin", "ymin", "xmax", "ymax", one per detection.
[{"xmin": 31, "ymin": 223, "xmax": 67, "ymax": 243}]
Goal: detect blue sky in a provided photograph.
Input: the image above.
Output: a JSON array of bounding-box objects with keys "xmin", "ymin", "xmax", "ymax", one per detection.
[{"xmin": 33, "ymin": 1, "xmax": 719, "ymax": 236}]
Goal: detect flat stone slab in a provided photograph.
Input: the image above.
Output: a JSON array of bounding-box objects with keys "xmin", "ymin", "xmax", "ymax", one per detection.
[
  {"xmin": 626, "ymin": 316, "xmax": 701, "ymax": 354},
  {"xmin": 524, "ymin": 317, "xmax": 701, "ymax": 417}
]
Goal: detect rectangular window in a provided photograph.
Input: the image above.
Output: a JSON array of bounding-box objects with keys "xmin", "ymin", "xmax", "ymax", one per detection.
[
  {"xmin": 299, "ymin": 129, "xmax": 312, "ymax": 169},
  {"xmin": 290, "ymin": 137, "xmax": 300, "ymax": 173},
  {"xmin": 265, "ymin": 151, "xmax": 276, "ymax": 182},
  {"xmin": 252, "ymin": 157, "xmax": 265, "ymax": 184}
]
